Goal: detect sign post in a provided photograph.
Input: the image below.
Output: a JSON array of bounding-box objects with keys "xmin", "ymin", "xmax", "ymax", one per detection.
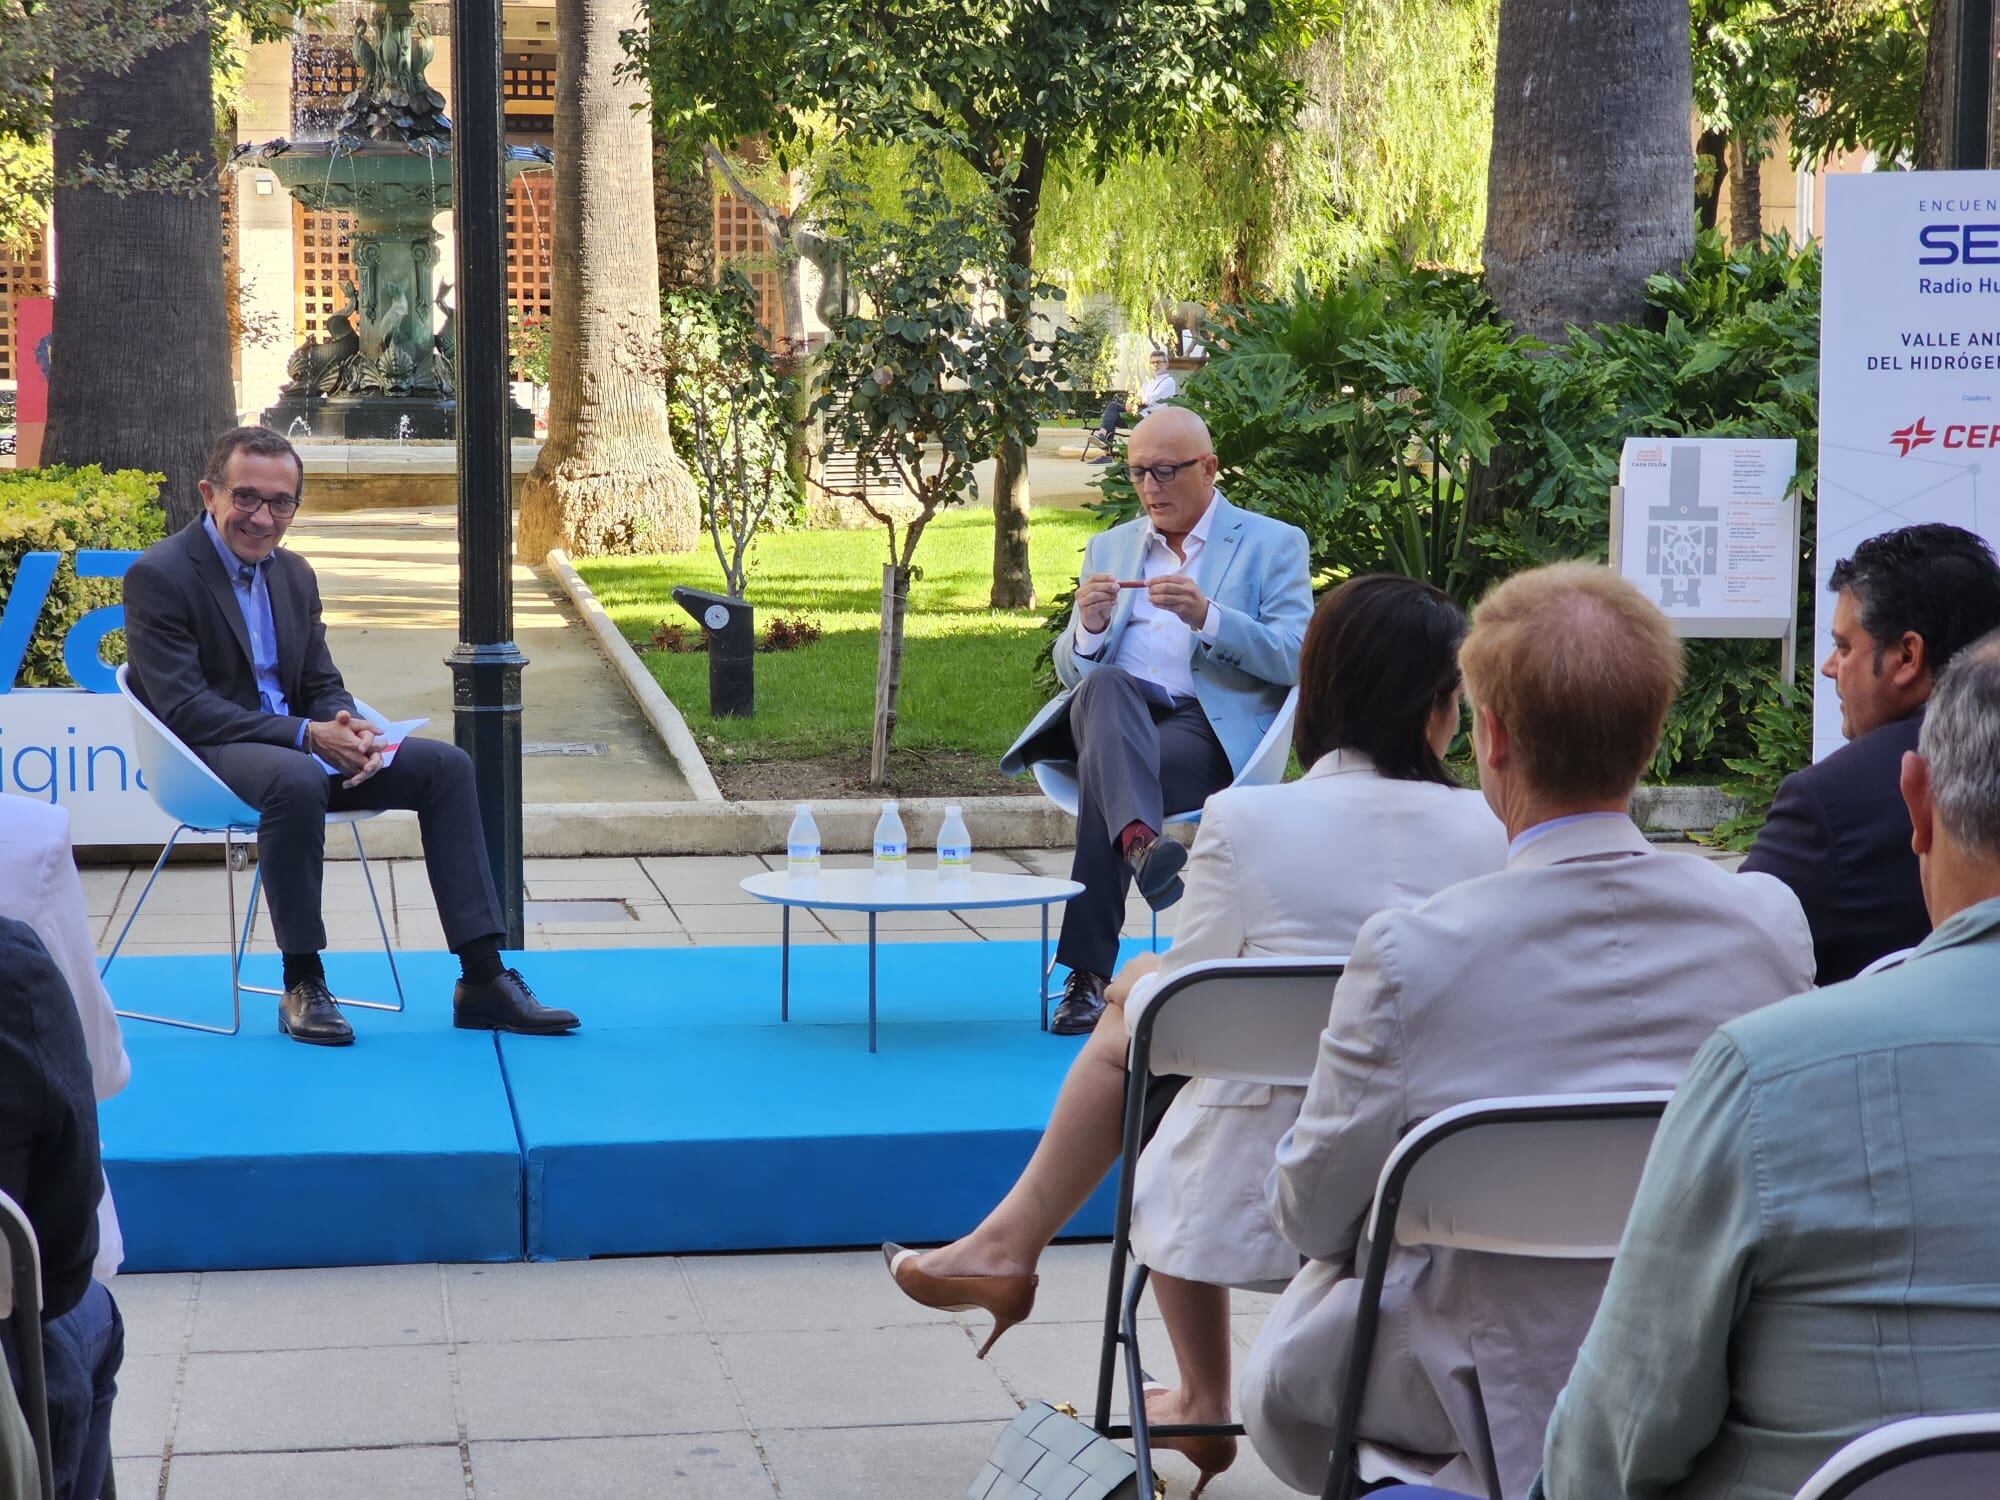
[
  {"xmin": 1817, "ymin": 170, "xmax": 2000, "ymax": 760},
  {"xmin": 1610, "ymin": 437, "xmax": 1801, "ymax": 681}
]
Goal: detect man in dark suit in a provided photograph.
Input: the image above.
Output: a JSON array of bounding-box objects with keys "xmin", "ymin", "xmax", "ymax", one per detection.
[
  {"xmin": 1741, "ymin": 523, "xmax": 2000, "ymax": 983},
  {"xmin": 121, "ymin": 426, "xmax": 576, "ymax": 1046}
]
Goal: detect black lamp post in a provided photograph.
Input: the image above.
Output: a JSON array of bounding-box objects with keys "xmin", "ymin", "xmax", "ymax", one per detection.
[
  {"xmin": 1945, "ymin": 0, "xmax": 1997, "ymax": 169},
  {"xmin": 448, "ymin": 0, "xmax": 528, "ymax": 946}
]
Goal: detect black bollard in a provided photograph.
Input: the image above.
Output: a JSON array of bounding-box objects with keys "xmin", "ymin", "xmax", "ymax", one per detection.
[{"xmin": 672, "ymin": 586, "xmax": 755, "ymax": 717}]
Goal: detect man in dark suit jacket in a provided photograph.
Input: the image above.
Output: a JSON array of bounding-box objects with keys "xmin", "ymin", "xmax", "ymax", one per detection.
[
  {"xmin": 121, "ymin": 426, "xmax": 576, "ymax": 1045},
  {"xmin": 1741, "ymin": 523, "xmax": 2000, "ymax": 983}
]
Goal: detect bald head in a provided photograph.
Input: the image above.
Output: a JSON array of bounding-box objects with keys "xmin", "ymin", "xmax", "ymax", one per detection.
[
  {"xmin": 1126, "ymin": 407, "xmax": 1219, "ymax": 538},
  {"xmin": 1129, "ymin": 406, "xmax": 1211, "ymax": 454}
]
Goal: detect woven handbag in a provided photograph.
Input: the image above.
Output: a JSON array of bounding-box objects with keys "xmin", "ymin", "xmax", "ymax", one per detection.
[{"xmin": 966, "ymin": 1402, "xmax": 1147, "ymax": 1500}]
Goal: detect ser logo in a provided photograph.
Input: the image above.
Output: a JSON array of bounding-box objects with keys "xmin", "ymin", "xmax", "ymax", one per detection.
[
  {"xmin": 1890, "ymin": 419, "xmax": 1937, "ymax": 455},
  {"xmin": 0, "ymin": 550, "xmax": 140, "ymax": 694}
]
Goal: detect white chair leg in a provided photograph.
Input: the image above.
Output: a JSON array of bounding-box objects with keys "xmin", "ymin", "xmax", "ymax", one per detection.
[
  {"xmin": 100, "ymin": 825, "xmax": 183, "ymax": 980},
  {"xmin": 338, "ymin": 821, "xmax": 405, "ymax": 1013},
  {"xmin": 108, "ymin": 826, "xmax": 246, "ymax": 1037}
]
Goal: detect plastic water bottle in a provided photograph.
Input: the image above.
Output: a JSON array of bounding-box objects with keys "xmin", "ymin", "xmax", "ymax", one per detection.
[
  {"xmin": 937, "ymin": 804, "xmax": 973, "ymax": 873},
  {"xmin": 786, "ymin": 803, "xmax": 821, "ymax": 875},
  {"xmin": 873, "ymin": 801, "xmax": 909, "ymax": 874}
]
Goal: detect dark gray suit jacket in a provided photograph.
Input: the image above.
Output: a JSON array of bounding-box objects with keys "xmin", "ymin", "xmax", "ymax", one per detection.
[{"xmin": 122, "ymin": 518, "xmax": 355, "ymax": 748}]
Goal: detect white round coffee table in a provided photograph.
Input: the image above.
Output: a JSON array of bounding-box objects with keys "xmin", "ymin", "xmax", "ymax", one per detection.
[{"xmin": 740, "ymin": 868, "xmax": 1085, "ymax": 1051}]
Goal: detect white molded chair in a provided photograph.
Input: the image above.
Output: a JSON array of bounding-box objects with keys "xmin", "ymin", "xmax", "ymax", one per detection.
[
  {"xmin": 100, "ymin": 663, "xmax": 404, "ymax": 1035},
  {"xmin": 1794, "ymin": 1414, "xmax": 2000, "ymax": 1500},
  {"xmin": 1319, "ymin": 1091, "xmax": 1674, "ymax": 1500},
  {"xmin": 0, "ymin": 1188, "xmax": 55, "ymax": 1500},
  {"xmin": 1088, "ymin": 955, "xmax": 1348, "ymax": 1499},
  {"xmin": 1034, "ymin": 684, "xmax": 1299, "ymax": 959}
]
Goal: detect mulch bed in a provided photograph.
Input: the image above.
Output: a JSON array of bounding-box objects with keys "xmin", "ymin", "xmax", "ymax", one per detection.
[{"xmin": 709, "ymin": 748, "xmax": 1044, "ymax": 802}]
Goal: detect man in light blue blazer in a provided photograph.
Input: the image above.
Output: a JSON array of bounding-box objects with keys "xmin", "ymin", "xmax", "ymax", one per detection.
[
  {"xmin": 1527, "ymin": 630, "xmax": 2000, "ymax": 1500},
  {"xmin": 1002, "ymin": 408, "xmax": 1312, "ymax": 1033}
]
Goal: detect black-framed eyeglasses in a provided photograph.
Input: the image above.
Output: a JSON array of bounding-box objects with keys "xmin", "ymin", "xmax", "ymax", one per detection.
[
  {"xmin": 1128, "ymin": 457, "xmax": 1208, "ymax": 486},
  {"xmin": 229, "ymin": 486, "xmax": 301, "ymax": 518}
]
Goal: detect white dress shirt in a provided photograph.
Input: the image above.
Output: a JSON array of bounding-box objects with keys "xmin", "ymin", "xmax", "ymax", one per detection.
[{"xmin": 1073, "ymin": 492, "xmax": 1223, "ymax": 701}]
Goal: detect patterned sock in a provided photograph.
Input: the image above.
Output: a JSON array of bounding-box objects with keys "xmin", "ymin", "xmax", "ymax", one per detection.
[{"xmin": 1119, "ymin": 820, "xmax": 1156, "ymax": 854}]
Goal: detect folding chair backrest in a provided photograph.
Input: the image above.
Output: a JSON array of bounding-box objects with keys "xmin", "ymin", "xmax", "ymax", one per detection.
[
  {"xmin": 0, "ymin": 1189, "xmax": 56, "ymax": 1500},
  {"xmin": 1794, "ymin": 1415, "xmax": 2000, "ymax": 1500},
  {"xmin": 1235, "ymin": 687, "xmax": 1300, "ymax": 795},
  {"xmin": 1368, "ymin": 1093, "xmax": 1671, "ymax": 1259},
  {"xmin": 115, "ymin": 663, "xmax": 260, "ymax": 830},
  {"xmin": 1135, "ymin": 957, "xmax": 1344, "ymax": 1085}
]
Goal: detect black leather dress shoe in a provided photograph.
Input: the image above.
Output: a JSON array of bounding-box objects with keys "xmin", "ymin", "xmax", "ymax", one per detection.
[
  {"xmin": 278, "ymin": 977, "xmax": 354, "ymax": 1046},
  {"xmin": 1125, "ymin": 834, "xmax": 1188, "ymax": 911},
  {"xmin": 453, "ymin": 968, "xmax": 580, "ymax": 1035},
  {"xmin": 1049, "ymin": 969, "xmax": 1108, "ymax": 1036}
]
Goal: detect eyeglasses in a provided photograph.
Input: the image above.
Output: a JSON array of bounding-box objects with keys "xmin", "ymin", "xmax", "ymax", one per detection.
[
  {"xmin": 228, "ymin": 487, "xmax": 301, "ymax": 518},
  {"xmin": 1128, "ymin": 457, "xmax": 1209, "ymax": 487}
]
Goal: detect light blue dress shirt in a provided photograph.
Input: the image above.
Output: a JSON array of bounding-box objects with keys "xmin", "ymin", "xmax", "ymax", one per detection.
[
  {"xmin": 1535, "ymin": 895, "xmax": 2000, "ymax": 1500},
  {"xmin": 203, "ymin": 515, "xmax": 306, "ymax": 748}
]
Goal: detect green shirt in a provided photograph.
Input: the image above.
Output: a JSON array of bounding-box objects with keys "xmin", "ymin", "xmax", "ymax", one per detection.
[{"xmin": 1535, "ymin": 896, "xmax": 2000, "ymax": 1500}]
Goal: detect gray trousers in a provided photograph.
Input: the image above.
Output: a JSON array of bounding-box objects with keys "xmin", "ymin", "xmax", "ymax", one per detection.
[
  {"xmin": 196, "ymin": 736, "xmax": 503, "ymax": 956},
  {"xmin": 1029, "ymin": 666, "xmax": 1232, "ymax": 979}
]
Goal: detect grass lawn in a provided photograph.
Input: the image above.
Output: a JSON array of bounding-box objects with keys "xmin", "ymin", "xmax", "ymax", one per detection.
[{"xmin": 574, "ymin": 508, "xmax": 1104, "ymax": 780}]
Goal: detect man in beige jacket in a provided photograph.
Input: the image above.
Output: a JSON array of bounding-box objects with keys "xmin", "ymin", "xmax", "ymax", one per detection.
[{"xmin": 1239, "ymin": 564, "xmax": 1816, "ymax": 1498}]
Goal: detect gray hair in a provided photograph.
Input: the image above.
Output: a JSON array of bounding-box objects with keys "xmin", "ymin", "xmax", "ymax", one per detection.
[{"xmin": 1919, "ymin": 629, "xmax": 2000, "ymax": 861}]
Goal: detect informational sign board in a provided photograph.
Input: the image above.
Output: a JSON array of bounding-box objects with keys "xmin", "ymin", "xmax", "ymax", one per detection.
[
  {"xmin": 1818, "ymin": 170, "xmax": 2000, "ymax": 760},
  {"xmin": 12, "ymin": 295, "xmax": 51, "ymax": 467},
  {"xmin": 1613, "ymin": 438, "xmax": 1800, "ymax": 635}
]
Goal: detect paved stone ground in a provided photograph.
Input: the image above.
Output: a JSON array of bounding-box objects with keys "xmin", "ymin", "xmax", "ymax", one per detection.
[{"xmin": 97, "ymin": 851, "xmax": 1323, "ymax": 1498}]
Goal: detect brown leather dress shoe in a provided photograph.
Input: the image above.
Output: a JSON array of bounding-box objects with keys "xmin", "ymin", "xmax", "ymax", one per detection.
[
  {"xmin": 1124, "ymin": 833, "xmax": 1188, "ymax": 910},
  {"xmin": 1049, "ymin": 969, "xmax": 1108, "ymax": 1035}
]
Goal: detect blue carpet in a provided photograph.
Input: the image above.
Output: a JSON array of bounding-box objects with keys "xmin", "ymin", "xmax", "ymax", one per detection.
[{"xmin": 98, "ymin": 940, "xmax": 1145, "ymax": 1270}]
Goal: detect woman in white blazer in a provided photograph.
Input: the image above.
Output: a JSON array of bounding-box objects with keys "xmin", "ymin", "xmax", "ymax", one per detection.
[{"xmin": 884, "ymin": 577, "xmax": 1507, "ymax": 1494}]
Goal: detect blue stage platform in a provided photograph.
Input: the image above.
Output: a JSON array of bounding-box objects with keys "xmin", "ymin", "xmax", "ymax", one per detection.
[{"xmin": 100, "ymin": 941, "xmax": 1135, "ymax": 1271}]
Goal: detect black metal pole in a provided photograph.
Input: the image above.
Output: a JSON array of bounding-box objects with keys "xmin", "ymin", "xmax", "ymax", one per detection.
[
  {"xmin": 448, "ymin": 0, "xmax": 527, "ymax": 947},
  {"xmin": 1950, "ymin": 0, "xmax": 1998, "ymax": 168}
]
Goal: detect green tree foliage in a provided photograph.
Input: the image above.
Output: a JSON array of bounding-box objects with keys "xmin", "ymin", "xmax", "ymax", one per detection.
[
  {"xmin": 812, "ymin": 162, "xmax": 1079, "ymax": 783},
  {"xmin": 1037, "ymin": 0, "xmax": 1497, "ymax": 327}
]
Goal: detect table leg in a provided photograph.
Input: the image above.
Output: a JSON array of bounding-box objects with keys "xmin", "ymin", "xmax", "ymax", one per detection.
[
  {"xmin": 868, "ymin": 911, "xmax": 878, "ymax": 1054},
  {"xmin": 1040, "ymin": 905, "xmax": 1050, "ymax": 1031},
  {"xmin": 781, "ymin": 906, "xmax": 790, "ymax": 1022}
]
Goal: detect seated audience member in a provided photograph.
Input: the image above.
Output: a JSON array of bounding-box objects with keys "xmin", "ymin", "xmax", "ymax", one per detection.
[
  {"xmin": 1741, "ymin": 523, "xmax": 2000, "ymax": 982},
  {"xmin": 0, "ymin": 794, "xmax": 133, "ymax": 1278},
  {"xmin": 1001, "ymin": 407, "xmax": 1313, "ymax": 1035},
  {"xmin": 0, "ymin": 917, "xmax": 121, "ymax": 1500},
  {"xmin": 1240, "ymin": 564, "xmax": 1816, "ymax": 1500},
  {"xmin": 1137, "ymin": 350, "xmax": 1179, "ymax": 414},
  {"xmin": 1527, "ymin": 631, "xmax": 2000, "ymax": 1500},
  {"xmin": 891, "ymin": 577, "xmax": 1507, "ymax": 1495}
]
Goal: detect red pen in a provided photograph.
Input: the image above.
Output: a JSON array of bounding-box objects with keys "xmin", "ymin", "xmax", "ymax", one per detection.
[{"xmin": 1116, "ymin": 580, "xmax": 1149, "ymax": 589}]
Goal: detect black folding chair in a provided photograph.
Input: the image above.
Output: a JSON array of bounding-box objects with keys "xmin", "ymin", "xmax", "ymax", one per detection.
[
  {"xmin": 1088, "ymin": 956, "xmax": 1347, "ymax": 1498},
  {"xmin": 1317, "ymin": 1092, "xmax": 1672, "ymax": 1500},
  {"xmin": 0, "ymin": 1187, "xmax": 57, "ymax": 1500}
]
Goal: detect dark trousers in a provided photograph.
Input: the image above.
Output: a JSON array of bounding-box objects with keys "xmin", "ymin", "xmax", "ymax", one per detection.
[
  {"xmin": 4, "ymin": 1280, "xmax": 122, "ymax": 1500},
  {"xmin": 1034, "ymin": 666, "xmax": 1232, "ymax": 980},
  {"xmin": 196, "ymin": 736, "xmax": 503, "ymax": 956}
]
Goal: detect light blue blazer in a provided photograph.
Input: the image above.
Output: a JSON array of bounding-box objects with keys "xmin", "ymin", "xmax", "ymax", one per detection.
[{"xmin": 1001, "ymin": 494, "xmax": 1313, "ymax": 778}]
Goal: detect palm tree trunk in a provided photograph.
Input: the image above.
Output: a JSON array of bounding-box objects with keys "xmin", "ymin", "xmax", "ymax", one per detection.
[
  {"xmin": 988, "ymin": 133, "xmax": 1048, "ymax": 610},
  {"xmin": 43, "ymin": 15, "xmax": 233, "ymax": 530},
  {"xmin": 653, "ymin": 128, "xmax": 715, "ymax": 293},
  {"xmin": 1482, "ymin": 0, "xmax": 1695, "ymax": 342},
  {"xmin": 1729, "ymin": 134, "xmax": 1763, "ymax": 246},
  {"xmin": 518, "ymin": 0, "xmax": 698, "ymax": 559}
]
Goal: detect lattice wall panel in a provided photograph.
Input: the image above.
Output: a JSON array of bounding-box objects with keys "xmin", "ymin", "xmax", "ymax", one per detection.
[
  {"xmin": 506, "ymin": 173, "xmax": 555, "ymax": 325},
  {"xmin": 0, "ymin": 230, "xmax": 49, "ymax": 383},
  {"xmin": 714, "ymin": 189, "xmax": 785, "ymax": 341},
  {"xmin": 294, "ymin": 204, "xmax": 357, "ymax": 339},
  {"xmin": 503, "ymin": 55, "xmax": 556, "ymax": 132}
]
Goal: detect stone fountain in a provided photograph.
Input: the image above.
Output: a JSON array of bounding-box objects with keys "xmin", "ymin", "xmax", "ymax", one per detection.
[{"xmin": 245, "ymin": 0, "xmax": 542, "ymax": 439}]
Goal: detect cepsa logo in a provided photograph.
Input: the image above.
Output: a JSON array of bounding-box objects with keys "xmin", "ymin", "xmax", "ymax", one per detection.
[{"xmin": 1888, "ymin": 418, "xmax": 2000, "ymax": 454}]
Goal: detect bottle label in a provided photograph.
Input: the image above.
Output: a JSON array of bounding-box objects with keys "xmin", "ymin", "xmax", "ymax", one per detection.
[
  {"xmin": 787, "ymin": 844, "xmax": 820, "ymax": 864},
  {"xmin": 938, "ymin": 844, "xmax": 972, "ymax": 867},
  {"xmin": 874, "ymin": 843, "xmax": 908, "ymax": 863}
]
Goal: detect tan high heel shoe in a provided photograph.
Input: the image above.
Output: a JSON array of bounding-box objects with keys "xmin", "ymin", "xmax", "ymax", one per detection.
[
  {"xmin": 1142, "ymin": 1382, "xmax": 1237, "ymax": 1499},
  {"xmin": 881, "ymin": 1243, "xmax": 1037, "ymax": 1358}
]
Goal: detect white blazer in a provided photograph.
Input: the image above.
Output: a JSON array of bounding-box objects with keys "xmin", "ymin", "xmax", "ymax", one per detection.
[
  {"xmin": 0, "ymin": 795, "xmax": 132, "ymax": 1277},
  {"xmin": 1123, "ymin": 751, "xmax": 1506, "ymax": 1287},
  {"xmin": 1241, "ymin": 815, "xmax": 1816, "ymax": 1500}
]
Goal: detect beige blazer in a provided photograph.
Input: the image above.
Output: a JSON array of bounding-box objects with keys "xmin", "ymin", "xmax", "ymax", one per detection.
[
  {"xmin": 1240, "ymin": 815, "xmax": 1815, "ymax": 1500},
  {"xmin": 1123, "ymin": 751, "xmax": 1506, "ymax": 1287},
  {"xmin": 0, "ymin": 794, "xmax": 132, "ymax": 1277}
]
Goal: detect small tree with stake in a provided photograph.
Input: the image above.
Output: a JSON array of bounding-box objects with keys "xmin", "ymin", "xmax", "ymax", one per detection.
[{"xmin": 815, "ymin": 161, "xmax": 1078, "ymax": 786}]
